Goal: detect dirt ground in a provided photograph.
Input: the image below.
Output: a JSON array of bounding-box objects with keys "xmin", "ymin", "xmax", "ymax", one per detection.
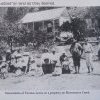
[{"xmin": 0, "ymin": 59, "xmax": 100, "ymax": 90}]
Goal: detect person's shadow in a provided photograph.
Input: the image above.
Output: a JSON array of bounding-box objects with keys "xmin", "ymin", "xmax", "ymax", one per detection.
[{"xmin": 91, "ymin": 73, "xmax": 100, "ymax": 76}]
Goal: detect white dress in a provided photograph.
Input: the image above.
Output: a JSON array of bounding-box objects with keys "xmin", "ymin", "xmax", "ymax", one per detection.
[{"xmin": 52, "ymin": 67, "xmax": 62, "ymax": 76}]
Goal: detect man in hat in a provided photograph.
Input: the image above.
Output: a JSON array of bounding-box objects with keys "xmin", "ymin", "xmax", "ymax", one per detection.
[
  {"xmin": 83, "ymin": 39, "xmax": 94, "ymax": 73},
  {"xmin": 70, "ymin": 39, "xmax": 83, "ymax": 74}
]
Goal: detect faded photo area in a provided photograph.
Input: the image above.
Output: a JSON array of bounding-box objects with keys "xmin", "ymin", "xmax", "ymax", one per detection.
[{"xmin": 0, "ymin": 7, "xmax": 100, "ymax": 90}]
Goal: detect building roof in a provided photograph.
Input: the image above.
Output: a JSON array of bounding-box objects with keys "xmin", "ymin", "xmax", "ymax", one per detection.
[{"xmin": 20, "ymin": 8, "xmax": 70, "ymax": 23}]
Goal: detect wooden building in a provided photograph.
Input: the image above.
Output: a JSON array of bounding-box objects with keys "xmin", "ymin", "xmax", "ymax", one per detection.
[{"xmin": 20, "ymin": 7, "xmax": 71, "ymax": 33}]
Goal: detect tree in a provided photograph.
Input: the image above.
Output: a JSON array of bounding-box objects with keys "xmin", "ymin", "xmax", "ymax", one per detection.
[
  {"xmin": 60, "ymin": 21, "xmax": 71, "ymax": 32},
  {"xmin": 85, "ymin": 7, "xmax": 100, "ymax": 37},
  {"xmin": 4, "ymin": 7, "xmax": 18, "ymax": 23},
  {"xmin": 71, "ymin": 18, "xmax": 86, "ymax": 41},
  {"xmin": 60, "ymin": 18, "xmax": 86, "ymax": 41}
]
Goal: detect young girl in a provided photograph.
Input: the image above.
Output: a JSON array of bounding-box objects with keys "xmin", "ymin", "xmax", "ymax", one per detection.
[{"xmin": 52, "ymin": 59, "xmax": 62, "ymax": 76}]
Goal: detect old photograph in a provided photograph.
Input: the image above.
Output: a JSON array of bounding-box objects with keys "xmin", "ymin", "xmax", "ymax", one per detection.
[{"xmin": 0, "ymin": 7, "xmax": 100, "ymax": 90}]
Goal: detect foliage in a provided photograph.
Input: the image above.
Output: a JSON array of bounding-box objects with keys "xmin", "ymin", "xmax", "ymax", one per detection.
[
  {"xmin": 71, "ymin": 18, "xmax": 86, "ymax": 41},
  {"xmin": 2, "ymin": 7, "xmax": 57, "ymax": 46},
  {"xmin": 60, "ymin": 18, "xmax": 86, "ymax": 41},
  {"xmin": 60, "ymin": 21, "xmax": 71, "ymax": 32},
  {"xmin": 85, "ymin": 7, "xmax": 100, "ymax": 19},
  {"xmin": 1, "ymin": 7, "xmax": 100, "ymax": 46}
]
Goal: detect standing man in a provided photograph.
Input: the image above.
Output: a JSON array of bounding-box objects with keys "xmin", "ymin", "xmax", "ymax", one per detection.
[
  {"xmin": 70, "ymin": 39, "xmax": 83, "ymax": 74},
  {"xmin": 83, "ymin": 39, "xmax": 94, "ymax": 73}
]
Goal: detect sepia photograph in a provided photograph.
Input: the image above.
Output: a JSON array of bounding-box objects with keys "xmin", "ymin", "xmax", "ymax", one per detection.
[{"xmin": 0, "ymin": 6, "xmax": 100, "ymax": 90}]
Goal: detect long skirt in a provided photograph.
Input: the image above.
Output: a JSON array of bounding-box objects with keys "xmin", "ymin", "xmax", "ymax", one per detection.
[
  {"xmin": 72, "ymin": 52, "xmax": 81, "ymax": 67},
  {"xmin": 42, "ymin": 64, "xmax": 54, "ymax": 74}
]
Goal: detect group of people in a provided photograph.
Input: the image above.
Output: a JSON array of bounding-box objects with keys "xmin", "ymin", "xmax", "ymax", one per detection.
[
  {"xmin": 41, "ymin": 38, "xmax": 94, "ymax": 75},
  {"xmin": 41, "ymin": 48, "xmax": 71, "ymax": 76},
  {"xmin": 0, "ymin": 49, "xmax": 36, "ymax": 78},
  {"xmin": 0, "ymin": 38, "xmax": 95, "ymax": 79},
  {"xmin": 70, "ymin": 39, "xmax": 94, "ymax": 74}
]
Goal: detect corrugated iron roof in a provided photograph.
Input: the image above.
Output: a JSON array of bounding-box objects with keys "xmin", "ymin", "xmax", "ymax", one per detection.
[{"xmin": 20, "ymin": 7, "xmax": 70, "ymax": 23}]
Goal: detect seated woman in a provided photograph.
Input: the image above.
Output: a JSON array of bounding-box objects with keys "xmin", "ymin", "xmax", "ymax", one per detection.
[
  {"xmin": 41, "ymin": 49, "xmax": 53, "ymax": 74},
  {"xmin": 60, "ymin": 52, "xmax": 71, "ymax": 74},
  {"xmin": 28, "ymin": 59, "xmax": 37, "ymax": 76},
  {"xmin": 52, "ymin": 61, "xmax": 62, "ymax": 76},
  {"xmin": 9, "ymin": 49, "xmax": 22, "ymax": 73},
  {"xmin": 42, "ymin": 58, "xmax": 52, "ymax": 74}
]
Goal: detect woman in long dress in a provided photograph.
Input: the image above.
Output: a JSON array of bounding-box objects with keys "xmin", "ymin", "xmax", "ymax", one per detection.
[{"xmin": 52, "ymin": 53, "xmax": 62, "ymax": 76}]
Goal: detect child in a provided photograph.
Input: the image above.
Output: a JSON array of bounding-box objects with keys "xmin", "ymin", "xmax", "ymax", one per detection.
[
  {"xmin": 29, "ymin": 60, "xmax": 37, "ymax": 76},
  {"xmin": 52, "ymin": 60, "xmax": 62, "ymax": 76},
  {"xmin": 60, "ymin": 53, "xmax": 71, "ymax": 74}
]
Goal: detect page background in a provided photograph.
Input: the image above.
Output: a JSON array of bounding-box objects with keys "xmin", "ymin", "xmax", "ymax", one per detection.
[{"xmin": 0, "ymin": 0, "xmax": 100, "ymax": 99}]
